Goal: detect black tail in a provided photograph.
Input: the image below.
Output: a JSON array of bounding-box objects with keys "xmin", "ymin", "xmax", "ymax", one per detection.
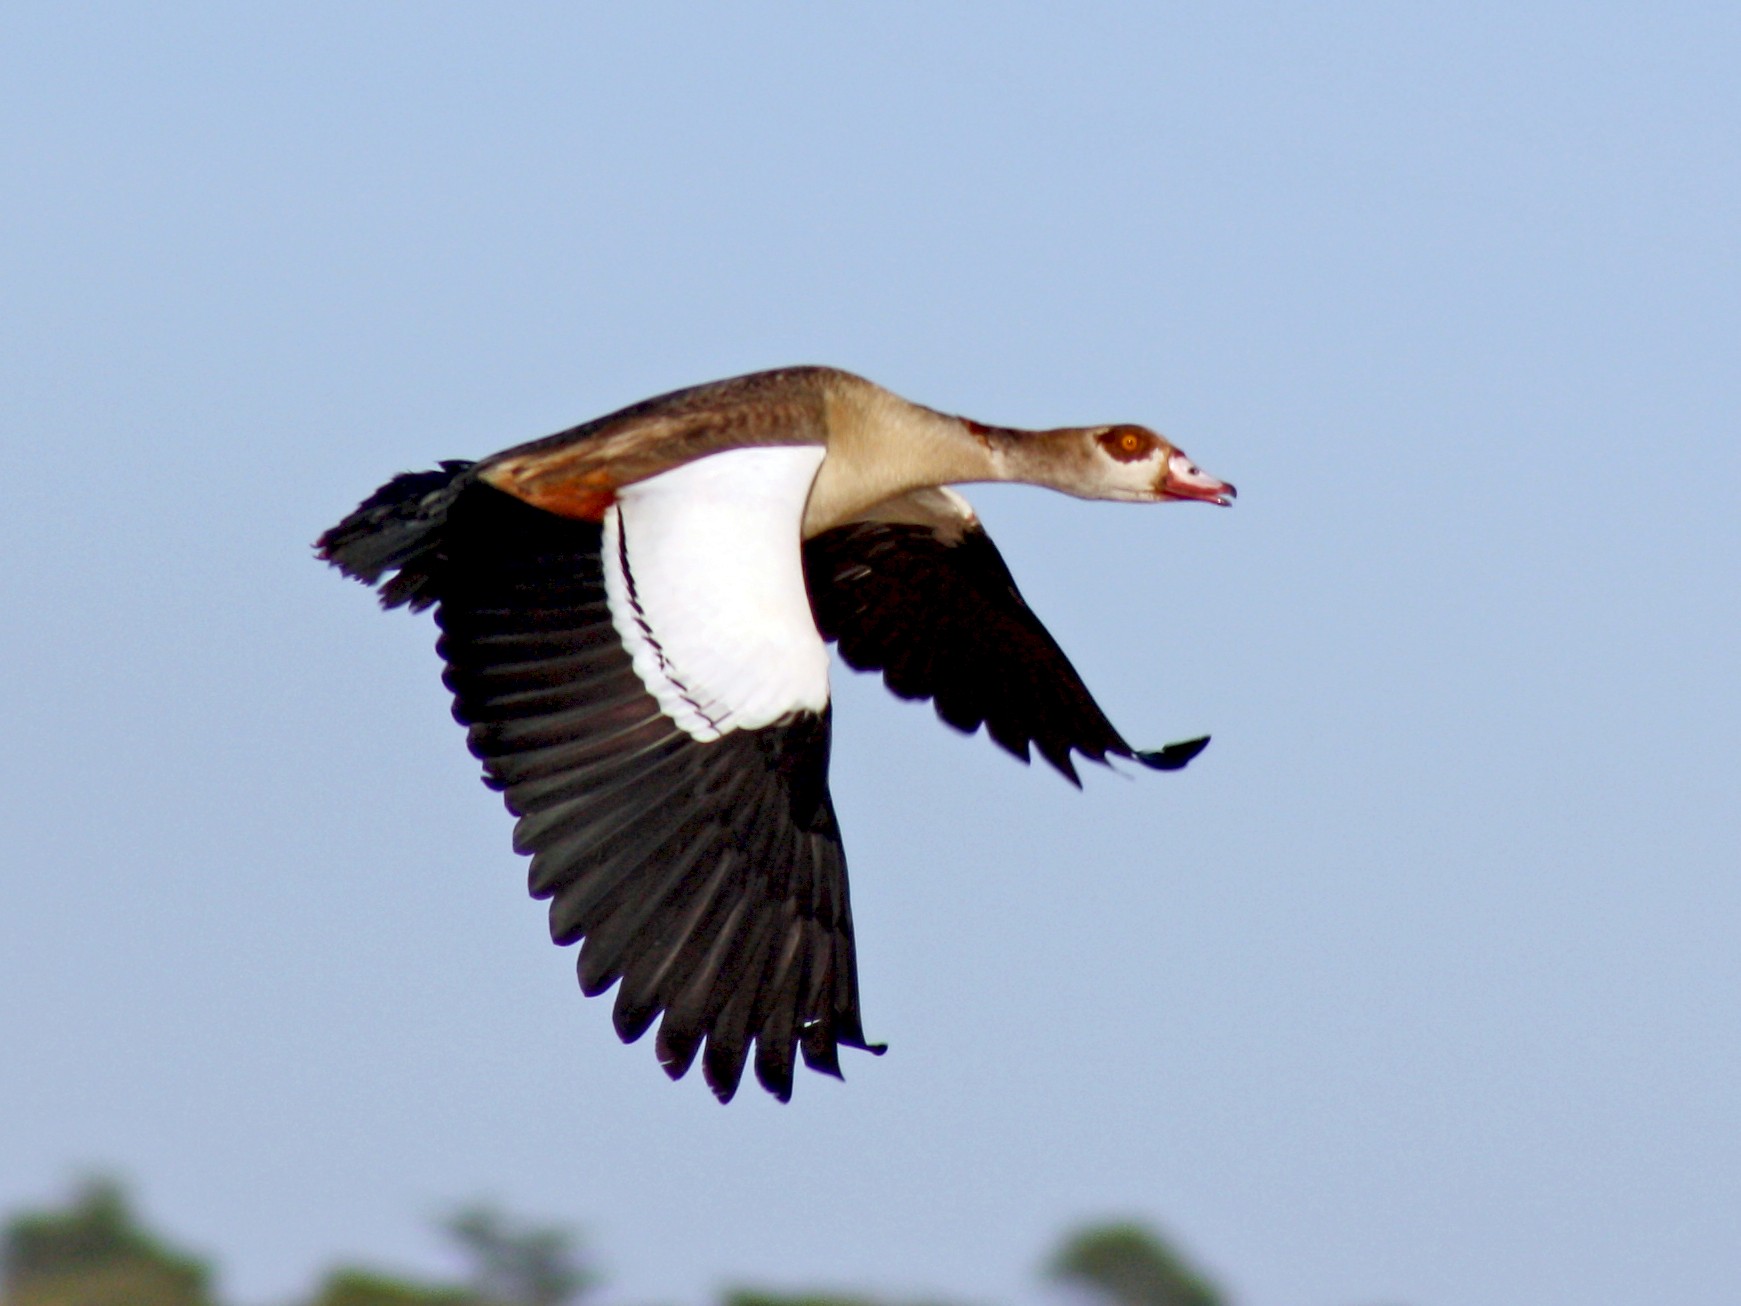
[{"xmin": 315, "ymin": 460, "xmax": 476, "ymax": 610}]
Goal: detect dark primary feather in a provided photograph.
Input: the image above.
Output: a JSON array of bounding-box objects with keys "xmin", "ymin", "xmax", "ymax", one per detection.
[
  {"xmin": 318, "ymin": 473, "xmax": 881, "ymax": 1103},
  {"xmin": 804, "ymin": 518, "xmax": 1207, "ymax": 783},
  {"xmin": 314, "ymin": 460, "xmax": 476, "ymax": 610}
]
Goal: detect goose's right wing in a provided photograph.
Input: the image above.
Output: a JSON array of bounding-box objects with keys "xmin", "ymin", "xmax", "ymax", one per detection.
[
  {"xmin": 803, "ymin": 489, "xmax": 1208, "ymax": 784},
  {"xmin": 319, "ymin": 453, "xmax": 881, "ymax": 1104}
]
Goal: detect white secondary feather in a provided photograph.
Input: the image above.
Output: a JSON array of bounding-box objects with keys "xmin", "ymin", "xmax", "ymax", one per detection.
[{"xmin": 603, "ymin": 445, "xmax": 831, "ymax": 742}]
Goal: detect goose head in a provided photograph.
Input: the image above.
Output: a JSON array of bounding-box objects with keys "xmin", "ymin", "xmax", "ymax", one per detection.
[{"xmin": 991, "ymin": 421, "xmax": 1236, "ymax": 507}]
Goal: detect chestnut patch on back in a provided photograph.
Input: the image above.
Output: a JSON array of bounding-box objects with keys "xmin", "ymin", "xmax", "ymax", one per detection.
[
  {"xmin": 482, "ymin": 462, "xmax": 618, "ymax": 521},
  {"xmin": 530, "ymin": 485, "xmax": 617, "ymax": 521},
  {"xmin": 1097, "ymin": 425, "xmax": 1159, "ymax": 463}
]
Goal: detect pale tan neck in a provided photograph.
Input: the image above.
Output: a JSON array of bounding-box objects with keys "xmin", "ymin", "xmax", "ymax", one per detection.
[{"xmin": 803, "ymin": 374, "xmax": 1093, "ymax": 536}]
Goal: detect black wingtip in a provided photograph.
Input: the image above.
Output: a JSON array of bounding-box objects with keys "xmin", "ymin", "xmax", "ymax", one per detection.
[
  {"xmin": 1134, "ymin": 735, "xmax": 1212, "ymax": 772},
  {"xmin": 707, "ymin": 1074, "xmax": 742, "ymax": 1106},
  {"xmin": 1036, "ymin": 739, "xmax": 1084, "ymax": 788},
  {"xmin": 314, "ymin": 461, "xmax": 474, "ymax": 609}
]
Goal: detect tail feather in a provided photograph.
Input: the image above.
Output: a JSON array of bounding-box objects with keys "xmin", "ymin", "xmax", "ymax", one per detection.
[{"xmin": 315, "ymin": 460, "xmax": 475, "ymax": 610}]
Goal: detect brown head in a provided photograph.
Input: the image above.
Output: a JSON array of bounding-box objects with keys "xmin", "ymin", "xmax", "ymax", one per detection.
[{"xmin": 989, "ymin": 421, "xmax": 1236, "ymax": 506}]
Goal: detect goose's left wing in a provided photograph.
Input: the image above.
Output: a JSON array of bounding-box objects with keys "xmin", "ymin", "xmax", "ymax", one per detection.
[{"xmin": 803, "ymin": 489, "xmax": 1209, "ymax": 784}]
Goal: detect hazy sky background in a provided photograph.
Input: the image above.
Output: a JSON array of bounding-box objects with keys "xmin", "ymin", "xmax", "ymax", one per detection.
[{"xmin": 3, "ymin": 6, "xmax": 1738, "ymax": 1305}]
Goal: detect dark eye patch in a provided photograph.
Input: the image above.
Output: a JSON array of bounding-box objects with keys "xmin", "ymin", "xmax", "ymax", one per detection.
[{"xmin": 1096, "ymin": 425, "xmax": 1159, "ymax": 463}]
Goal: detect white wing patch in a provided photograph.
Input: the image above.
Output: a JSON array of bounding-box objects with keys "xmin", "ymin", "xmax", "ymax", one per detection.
[{"xmin": 603, "ymin": 446, "xmax": 831, "ymax": 742}]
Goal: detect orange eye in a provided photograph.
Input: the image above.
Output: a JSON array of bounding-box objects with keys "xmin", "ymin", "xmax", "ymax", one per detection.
[{"xmin": 1098, "ymin": 426, "xmax": 1156, "ymax": 462}]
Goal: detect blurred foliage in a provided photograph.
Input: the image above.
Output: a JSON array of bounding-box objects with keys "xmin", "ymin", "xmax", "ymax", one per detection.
[
  {"xmin": 724, "ymin": 1293, "xmax": 883, "ymax": 1306},
  {"xmin": 1, "ymin": 1178, "xmax": 213, "ymax": 1306},
  {"xmin": 1048, "ymin": 1223, "xmax": 1222, "ymax": 1306},
  {"xmin": 444, "ymin": 1205, "xmax": 591, "ymax": 1306},
  {"xmin": 305, "ymin": 1269, "xmax": 476, "ymax": 1306},
  {"xmin": 1, "ymin": 1180, "xmax": 1235, "ymax": 1306},
  {"xmin": 725, "ymin": 1293, "xmax": 965, "ymax": 1306}
]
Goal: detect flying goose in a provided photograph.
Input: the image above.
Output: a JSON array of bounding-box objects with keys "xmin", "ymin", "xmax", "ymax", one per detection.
[{"xmin": 317, "ymin": 366, "xmax": 1233, "ymax": 1103}]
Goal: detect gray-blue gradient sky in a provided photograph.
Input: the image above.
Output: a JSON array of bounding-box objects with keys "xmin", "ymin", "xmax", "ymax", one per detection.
[{"xmin": 3, "ymin": 6, "xmax": 1737, "ymax": 1305}]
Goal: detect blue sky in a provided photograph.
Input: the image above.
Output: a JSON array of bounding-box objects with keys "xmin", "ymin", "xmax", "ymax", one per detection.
[{"xmin": 2, "ymin": 6, "xmax": 1738, "ymax": 1305}]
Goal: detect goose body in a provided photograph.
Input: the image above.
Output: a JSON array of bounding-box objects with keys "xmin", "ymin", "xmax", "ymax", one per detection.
[{"xmin": 317, "ymin": 366, "xmax": 1233, "ymax": 1102}]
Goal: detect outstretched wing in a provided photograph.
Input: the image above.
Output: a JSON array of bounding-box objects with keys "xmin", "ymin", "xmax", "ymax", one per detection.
[
  {"xmin": 803, "ymin": 489, "xmax": 1209, "ymax": 784},
  {"xmin": 319, "ymin": 460, "xmax": 881, "ymax": 1102}
]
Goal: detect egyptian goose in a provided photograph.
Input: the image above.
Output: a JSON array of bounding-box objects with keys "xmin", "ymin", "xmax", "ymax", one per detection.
[{"xmin": 317, "ymin": 367, "xmax": 1233, "ymax": 1102}]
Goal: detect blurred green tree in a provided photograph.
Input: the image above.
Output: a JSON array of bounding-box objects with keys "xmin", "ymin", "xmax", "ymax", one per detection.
[
  {"xmin": 444, "ymin": 1205, "xmax": 592, "ymax": 1306},
  {"xmin": 725, "ymin": 1291, "xmax": 980, "ymax": 1306},
  {"xmin": 0, "ymin": 1178, "xmax": 213, "ymax": 1306},
  {"xmin": 1047, "ymin": 1222, "xmax": 1223, "ymax": 1306},
  {"xmin": 304, "ymin": 1268, "xmax": 476, "ymax": 1306},
  {"xmin": 723, "ymin": 1292, "xmax": 890, "ymax": 1306},
  {"xmin": 2, "ymin": 1178, "xmax": 1249, "ymax": 1306}
]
